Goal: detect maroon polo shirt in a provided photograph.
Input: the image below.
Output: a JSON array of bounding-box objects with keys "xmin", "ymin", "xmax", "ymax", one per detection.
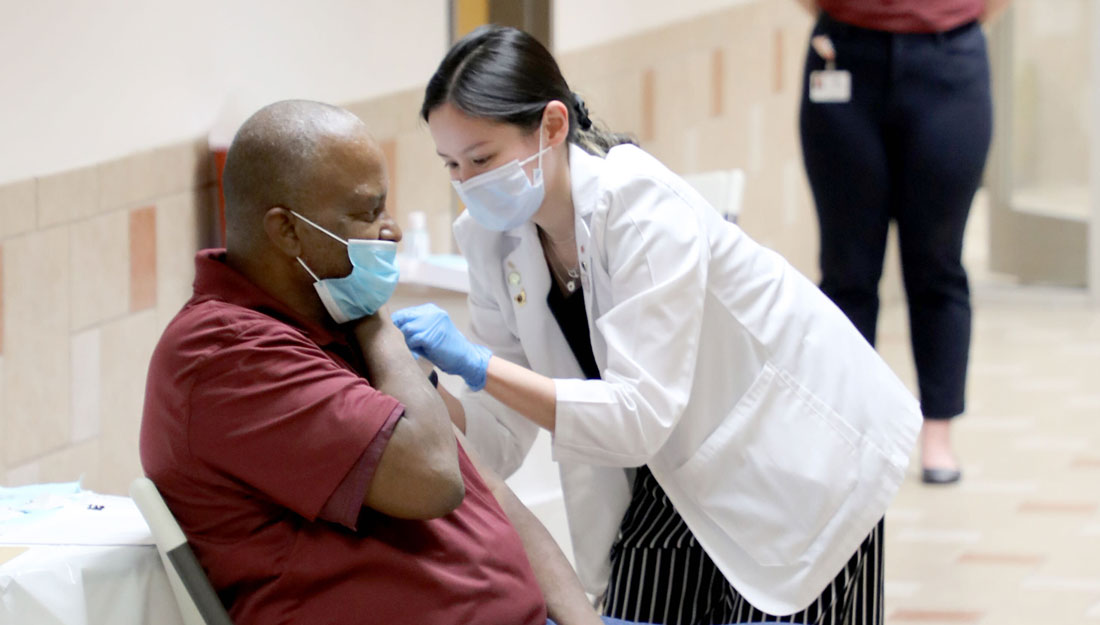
[
  {"xmin": 819, "ymin": 0, "xmax": 984, "ymax": 33},
  {"xmin": 140, "ymin": 249, "xmax": 546, "ymax": 625}
]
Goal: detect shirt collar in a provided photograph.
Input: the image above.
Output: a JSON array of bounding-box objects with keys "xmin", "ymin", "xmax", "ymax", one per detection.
[{"xmin": 192, "ymin": 249, "xmax": 341, "ymax": 347}]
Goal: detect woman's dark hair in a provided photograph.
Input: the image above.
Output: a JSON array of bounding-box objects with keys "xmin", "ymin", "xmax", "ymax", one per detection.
[{"xmin": 421, "ymin": 24, "xmax": 635, "ymax": 156}]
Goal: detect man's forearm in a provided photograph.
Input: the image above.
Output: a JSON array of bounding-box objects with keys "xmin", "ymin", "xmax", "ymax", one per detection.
[
  {"xmin": 495, "ymin": 486, "xmax": 602, "ymax": 625},
  {"xmin": 458, "ymin": 429, "xmax": 601, "ymax": 625},
  {"xmin": 353, "ymin": 312, "xmax": 463, "ymax": 519}
]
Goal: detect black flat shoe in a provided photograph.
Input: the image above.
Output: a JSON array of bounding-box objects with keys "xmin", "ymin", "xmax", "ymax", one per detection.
[{"xmin": 921, "ymin": 467, "xmax": 962, "ymax": 485}]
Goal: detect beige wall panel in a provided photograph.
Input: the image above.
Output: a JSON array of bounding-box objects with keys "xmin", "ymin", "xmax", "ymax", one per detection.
[
  {"xmin": 5, "ymin": 457, "xmax": 41, "ymax": 486},
  {"xmin": 569, "ymin": 70, "xmax": 645, "ymax": 142},
  {"xmin": 155, "ymin": 190, "xmax": 205, "ymax": 330},
  {"xmin": 99, "ymin": 310, "xmax": 160, "ymax": 494},
  {"xmin": 98, "ymin": 151, "xmax": 160, "ymax": 214},
  {"xmin": 0, "ymin": 357, "xmax": 5, "ymax": 474},
  {"xmin": 0, "ymin": 179, "xmax": 37, "ymax": 238},
  {"xmin": 149, "ymin": 138, "xmax": 214, "ymax": 197},
  {"xmin": 69, "ymin": 210, "xmax": 130, "ymax": 330},
  {"xmin": 37, "ymin": 165, "xmax": 99, "ymax": 227},
  {"xmin": 689, "ymin": 116, "xmax": 752, "ymax": 174},
  {"xmin": 394, "ymin": 129, "xmax": 456, "ymax": 254},
  {"xmin": 651, "ymin": 50, "xmax": 714, "ymax": 145},
  {"xmin": 3, "ymin": 227, "xmax": 71, "ymax": 466},
  {"xmin": 347, "ymin": 89, "xmax": 424, "ymax": 142},
  {"xmin": 37, "ymin": 439, "xmax": 102, "ymax": 489},
  {"xmin": 70, "ymin": 327, "xmax": 102, "ymax": 444}
]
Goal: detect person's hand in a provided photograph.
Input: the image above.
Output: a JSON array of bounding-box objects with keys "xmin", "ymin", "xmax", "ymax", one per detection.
[
  {"xmin": 795, "ymin": 0, "xmax": 819, "ymax": 15},
  {"xmin": 811, "ymin": 35, "xmax": 836, "ymax": 63},
  {"xmin": 391, "ymin": 304, "xmax": 492, "ymax": 391},
  {"xmin": 982, "ymin": 0, "xmax": 1010, "ymax": 23}
]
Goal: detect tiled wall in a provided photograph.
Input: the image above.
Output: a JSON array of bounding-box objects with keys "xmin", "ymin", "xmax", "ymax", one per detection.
[
  {"xmin": 0, "ymin": 0, "xmax": 863, "ymax": 495},
  {"xmin": 0, "ymin": 139, "xmax": 218, "ymax": 492},
  {"xmin": 558, "ymin": 1, "xmax": 821, "ymax": 273}
]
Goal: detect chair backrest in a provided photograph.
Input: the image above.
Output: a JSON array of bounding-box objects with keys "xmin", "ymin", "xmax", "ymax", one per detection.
[
  {"xmin": 682, "ymin": 168, "xmax": 746, "ymax": 224},
  {"xmin": 130, "ymin": 477, "xmax": 235, "ymax": 625}
]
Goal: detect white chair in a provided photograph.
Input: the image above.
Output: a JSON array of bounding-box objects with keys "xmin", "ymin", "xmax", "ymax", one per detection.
[
  {"xmin": 683, "ymin": 168, "xmax": 745, "ymax": 223},
  {"xmin": 130, "ymin": 478, "xmax": 235, "ymax": 625}
]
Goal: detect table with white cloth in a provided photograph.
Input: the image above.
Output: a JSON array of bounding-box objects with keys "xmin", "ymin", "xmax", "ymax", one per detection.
[{"xmin": 0, "ymin": 482, "xmax": 183, "ymax": 625}]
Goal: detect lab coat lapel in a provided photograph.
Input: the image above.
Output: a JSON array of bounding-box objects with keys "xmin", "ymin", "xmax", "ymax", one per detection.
[
  {"xmin": 501, "ymin": 222, "xmax": 584, "ymax": 379},
  {"xmin": 568, "ymin": 145, "xmax": 607, "ymax": 369},
  {"xmin": 502, "ymin": 216, "xmax": 630, "ymax": 594}
]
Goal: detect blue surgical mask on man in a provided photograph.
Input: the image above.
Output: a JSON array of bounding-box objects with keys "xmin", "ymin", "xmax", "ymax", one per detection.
[
  {"xmin": 291, "ymin": 210, "xmax": 399, "ymax": 323},
  {"xmin": 451, "ymin": 122, "xmax": 550, "ymax": 232}
]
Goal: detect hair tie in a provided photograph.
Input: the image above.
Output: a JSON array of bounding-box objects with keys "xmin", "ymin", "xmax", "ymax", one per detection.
[{"xmin": 572, "ymin": 93, "xmax": 593, "ymax": 131}]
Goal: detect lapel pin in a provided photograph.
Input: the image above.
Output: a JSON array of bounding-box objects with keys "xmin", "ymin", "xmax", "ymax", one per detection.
[{"xmin": 515, "ymin": 289, "xmax": 527, "ymax": 305}]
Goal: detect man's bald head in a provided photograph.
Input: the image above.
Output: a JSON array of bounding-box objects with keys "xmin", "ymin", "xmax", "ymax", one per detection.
[{"xmin": 221, "ymin": 99, "xmax": 376, "ymax": 250}]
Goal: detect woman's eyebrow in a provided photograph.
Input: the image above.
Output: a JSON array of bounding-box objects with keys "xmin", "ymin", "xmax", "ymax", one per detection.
[{"xmin": 436, "ymin": 140, "xmax": 490, "ymax": 158}]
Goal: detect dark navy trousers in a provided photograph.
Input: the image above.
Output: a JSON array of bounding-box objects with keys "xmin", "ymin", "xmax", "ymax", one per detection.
[{"xmin": 799, "ymin": 13, "xmax": 993, "ymax": 419}]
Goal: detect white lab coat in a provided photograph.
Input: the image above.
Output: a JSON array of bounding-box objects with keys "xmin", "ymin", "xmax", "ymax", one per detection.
[{"xmin": 454, "ymin": 143, "xmax": 920, "ymax": 615}]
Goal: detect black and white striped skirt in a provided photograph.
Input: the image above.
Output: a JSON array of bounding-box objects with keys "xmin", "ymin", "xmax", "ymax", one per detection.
[{"xmin": 603, "ymin": 467, "xmax": 884, "ymax": 625}]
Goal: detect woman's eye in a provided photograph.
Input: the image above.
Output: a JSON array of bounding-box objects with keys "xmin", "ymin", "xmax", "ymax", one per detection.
[
  {"xmin": 471, "ymin": 156, "xmax": 490, "ymax": 166},
  {"xmin": 444, "ymin": 161, "xmax": 458, "ymax": 170}
]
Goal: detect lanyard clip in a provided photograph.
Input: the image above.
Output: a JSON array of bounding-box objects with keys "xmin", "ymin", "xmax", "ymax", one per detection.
[{"xmin": 811, "ymin": 35, "xmax": 837, "ymax": 71}]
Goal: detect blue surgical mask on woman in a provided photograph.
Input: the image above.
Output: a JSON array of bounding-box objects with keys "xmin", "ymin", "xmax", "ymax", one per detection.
[
  {"xmin": 291, "ymin": 210, "xmax": 399, "ymax": 323},
  {"xmin": 452, "ymin": 123, "xmax": 550, "ymax": 232}
]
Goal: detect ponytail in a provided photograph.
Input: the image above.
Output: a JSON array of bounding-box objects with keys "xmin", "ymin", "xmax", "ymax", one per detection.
[{"xmin": 569, "ymin": 92, "xmax": 636, "ymax": 157}]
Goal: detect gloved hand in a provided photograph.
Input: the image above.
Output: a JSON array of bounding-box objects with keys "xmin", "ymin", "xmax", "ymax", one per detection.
[{"xmin": 391, "ymin": 304, "xmax": 492, "ymax": 391}]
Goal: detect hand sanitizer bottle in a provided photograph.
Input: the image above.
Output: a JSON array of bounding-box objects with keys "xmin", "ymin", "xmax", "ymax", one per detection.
[{"xmin": 407, "ymin": 211, "xmax": 431, "ymax": 259}]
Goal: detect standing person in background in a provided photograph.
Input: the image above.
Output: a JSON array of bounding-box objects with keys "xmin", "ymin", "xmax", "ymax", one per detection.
[{"xmin": 797, "ymin": 0, "xmax": 1009, "ymax": 484}]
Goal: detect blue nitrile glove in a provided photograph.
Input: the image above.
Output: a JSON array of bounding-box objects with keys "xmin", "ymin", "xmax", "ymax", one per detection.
[{"xmin": 391, "ymin": 304, "xmax": 492, "ymax": 391}]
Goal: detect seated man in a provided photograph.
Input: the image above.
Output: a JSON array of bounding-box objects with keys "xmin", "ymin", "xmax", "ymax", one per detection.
[{"xmin": 140, "ymin": 100, "xmax": 618, "ymax": 625}]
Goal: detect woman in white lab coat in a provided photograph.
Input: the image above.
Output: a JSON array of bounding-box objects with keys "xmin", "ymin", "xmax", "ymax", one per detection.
[{"xmin": 393, "ymin": 25, "xmax": 920, "ymax": 625}]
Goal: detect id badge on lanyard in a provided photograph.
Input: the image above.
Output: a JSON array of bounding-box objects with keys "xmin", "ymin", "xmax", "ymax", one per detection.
[{"xmin": 808, "ymin": 35, "xmax": 851, "ymax": 103}]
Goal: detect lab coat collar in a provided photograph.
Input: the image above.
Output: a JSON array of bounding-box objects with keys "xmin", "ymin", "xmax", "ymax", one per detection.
[
  {"xmin": 497, "ymin": 216, "xmax": 587, "ymax": 380},
  {"xmin": 567, "ymin": 143, "xmax": 605, "ymax": 220},
  {"xmin": 492, "ymin": 143, "xmax": 602, "ymax": 381},
  {"xmin": 566, "ymin": 143, "xmax": 604, "ymax": 332}
]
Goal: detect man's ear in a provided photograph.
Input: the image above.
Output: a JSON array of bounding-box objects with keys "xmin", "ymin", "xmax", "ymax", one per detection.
[
  {"xmin": 542, "ymin": 100, "xmax": 571, "ymax": 148},
  {"xmin": 263, "ymin": 207, "xmax": 302, "ymax": 258}
]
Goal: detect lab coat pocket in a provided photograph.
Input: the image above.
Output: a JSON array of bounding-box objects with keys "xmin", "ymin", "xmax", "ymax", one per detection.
[{"xmin": 671, "ymin": 361, "xmax": 859, "ymax": 567}]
